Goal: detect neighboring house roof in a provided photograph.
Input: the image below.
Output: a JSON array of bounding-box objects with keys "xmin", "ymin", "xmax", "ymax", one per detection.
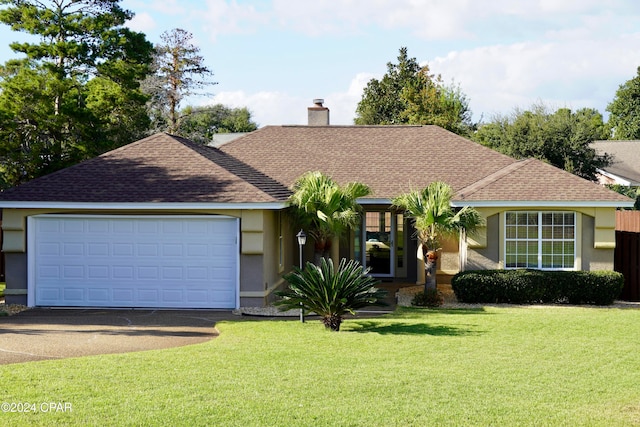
[
  {"xmin": 0, "ymin": 133, "xmax": 290, "ymax": 204},
  {"xmin": 0, "ymin": 126, "xmax": 633, "ymax": 207},
  {"xmin": 591, "ymin": 140, "xmax": 640, "ymax": 186},
  {"xmin": 208, "ymin": 132, "xmax": 249, "ymax": 147}
]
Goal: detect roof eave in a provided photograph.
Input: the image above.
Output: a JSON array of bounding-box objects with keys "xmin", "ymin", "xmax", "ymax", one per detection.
[
  {"xmin": 359, "ymin": 198, "xmax": 393, "ymax": 205},
  {"xmin": 0, "ymin": 201, "xmax": 289, "ymax": 210},
  {"xmin": 451, "ymin": 200, "xmax": 635, "ymax": 209},
  {"xmin": 597, "ymin": 168, "xmax": 640, "ymax": 186}
]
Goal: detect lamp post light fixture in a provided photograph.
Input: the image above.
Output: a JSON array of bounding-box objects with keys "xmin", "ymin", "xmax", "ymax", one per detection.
[{"xmin": 296, "ymin": 229, "xmax": 307, "ymax": 323}]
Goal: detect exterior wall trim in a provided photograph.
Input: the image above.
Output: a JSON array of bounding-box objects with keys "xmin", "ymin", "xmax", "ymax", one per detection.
[
  {"xmin": 452, "ymin": 201, "xmax": 634, "ymax": 208},
  {"xmin": 240, "ymin": 277, "xmax": 286, "ymax": 299},
  {"xmin": 0, "ymin": 202, "xmax": 287, "ymax": 210}
]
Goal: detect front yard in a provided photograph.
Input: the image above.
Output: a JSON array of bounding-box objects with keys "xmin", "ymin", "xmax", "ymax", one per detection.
[{"xmin": 2, "ymin": 306, "xmax": 640, "ymax": 426}]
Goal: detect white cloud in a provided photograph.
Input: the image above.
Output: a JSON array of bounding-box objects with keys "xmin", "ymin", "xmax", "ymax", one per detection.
[
  {"xmin": 209, "ymin": 91, "xmax": 305, "ymax": 126},
  {"xmin": 126, "ymin": 12, "xmax": 156, "ymax": 32},
  {"xmin": 428, "ymin": 33, "xmax": 640, "ymax": 121},
  {"xmin": 120, "ymin": 0, "xmax": 640, "ymax": 126},
  {"xmin": 147, "ymin": 0, "xmax": 187, "ymax": 15},
  {"xmin": 245, "ymin": 0, "xmax": 634, "ymax": 40},
  {"xmin": 127, "ymin": 0, "xmax": 640, "ymax": 43},
  {"xmin": 123, "ymin": 0, "xmax": 186, "ymax": 15},
  {"xmin": 207, "ymin": 73, "xmax": 376, "ymax": 127},
  {"xmin": 201, "ymin": 0, "xmax": 268, "ymax": 41},
  {"xmin": 269, "ymin": 0, "xmax": 479, "ymax": 39}
]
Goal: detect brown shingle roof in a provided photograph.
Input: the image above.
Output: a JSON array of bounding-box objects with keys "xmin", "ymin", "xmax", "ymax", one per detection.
[
  {"xmin": 455, "ymin": 158, "xmax": 632, "ymax": 203},
  {"xmin": 0, "ymin": 133, "xmax": 289, "ymax": 203},
  {"xmin": 221, "ymin": 125, "xmax": 518, "ymax": 199},
  {"xmin": 0, "ymin": 127, "xmax": 631, "ymax": 206}
]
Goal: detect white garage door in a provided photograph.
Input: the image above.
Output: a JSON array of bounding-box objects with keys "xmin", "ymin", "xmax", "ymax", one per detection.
[{"xmin": 28, "ymin": 215, "xmax": 239, "ymax": 309}]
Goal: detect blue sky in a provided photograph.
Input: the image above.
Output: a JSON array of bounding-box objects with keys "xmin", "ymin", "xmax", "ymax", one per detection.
[{"xmin": 1, "ymin": 0, "xmax": 639, "ymax": 127}]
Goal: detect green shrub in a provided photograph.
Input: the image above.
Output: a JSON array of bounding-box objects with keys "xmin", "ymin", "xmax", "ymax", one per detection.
[
  {"xmin": 412, "ymin": 289, "xmax": 444, "ymax": 307},
  {"xmin": 451, "ymin": 270, "xmax": 624, "ymax": 305},
  {"xmin": 275, "ymin": 258, "xmax": 387, "ymax": 331}
]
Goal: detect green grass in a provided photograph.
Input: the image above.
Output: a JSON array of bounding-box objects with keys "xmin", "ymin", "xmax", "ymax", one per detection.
[{"xmin": 2, "ymin": 306, "xmax": 640, "ymax": 426}]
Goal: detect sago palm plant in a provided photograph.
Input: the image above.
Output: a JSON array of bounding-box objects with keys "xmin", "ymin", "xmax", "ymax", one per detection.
[
  {"xmin": 393, "ymin": 181, "xmax": 483, "ymax": 291},
  {"xmin": 275, "ymin": 258, "xmax": 387, "ymax": 331}
]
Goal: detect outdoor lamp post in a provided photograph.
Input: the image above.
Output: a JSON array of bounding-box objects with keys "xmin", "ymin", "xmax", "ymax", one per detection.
[{"xmin": 296, "ymin": 229, "xmax": 307, "ymax": 323}]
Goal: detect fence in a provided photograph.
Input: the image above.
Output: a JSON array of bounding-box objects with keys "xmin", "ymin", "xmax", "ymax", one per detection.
[
  {"xmin": 615, "ymin": 231, "xmax": 640, "ymax": 301},
  {"xmin": 616, "ymin": 210, "xmax": 640, "ymax": 232}
]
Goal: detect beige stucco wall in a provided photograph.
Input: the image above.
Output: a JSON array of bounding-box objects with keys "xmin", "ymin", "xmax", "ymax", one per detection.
[
  {"xmin": 581, "ymin": 214, "xmax": 616, "ymax": 270},
  {"xmin": 2, "ymin": 207, "xmax": 295, "ymax": 307},
  {"xmin": 466, "ymin": 213, "xmax": 501, "ymax": 271},
  {"xmin": 243, "ymin": 209, "xmax": 297, "ymax": 306},
  {"xmin": 463, "ymin": 207, "xmax": 617, "ymax": 271},
  {"xmin": 2, "ymin": 205, "xmax": 619, "ymax": 306}
]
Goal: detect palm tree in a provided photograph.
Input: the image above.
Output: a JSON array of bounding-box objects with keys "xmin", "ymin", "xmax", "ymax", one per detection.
[
  {"xmin": 288, "ymin": 171, "xmax": 371, "ymax": 265},
  {"xmin": 392, "ymin": 181, "xmax": 484, "ymax": 291},
  {"xmin": 275, "ymin": 258, "xmax": 387, "ymax": 331}
]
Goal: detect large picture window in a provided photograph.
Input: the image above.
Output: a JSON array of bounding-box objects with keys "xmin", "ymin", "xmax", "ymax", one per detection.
[{"xmin": 505, "ymin": 212, "xmax": 575, "ymax": 270}]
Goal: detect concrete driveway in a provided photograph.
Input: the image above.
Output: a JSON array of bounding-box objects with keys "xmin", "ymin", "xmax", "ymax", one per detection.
[{"xmin": 0, "ymin": 309, "xmax": 239, "ymax": 365}]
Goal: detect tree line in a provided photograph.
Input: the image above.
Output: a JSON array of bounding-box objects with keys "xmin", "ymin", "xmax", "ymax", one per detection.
[
  {"xmin": 356, "ymin": 48, "xmax": 640, "ymax": 183},
  {"xmin": 1, "ymin": 1, "xmax": 639, "ymax": 197},
  {"xmin": 0, "ymin": 0, "xmax": 256, "ymax": 190},
  {"xmin": 355, "ymin": 47, "xmax": 640, "ymax": 207}
]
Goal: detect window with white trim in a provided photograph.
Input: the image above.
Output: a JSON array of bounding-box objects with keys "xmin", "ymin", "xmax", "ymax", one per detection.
[{"xmin": 505, "ymin": 212, "xmax": 576, "ymax": 270}]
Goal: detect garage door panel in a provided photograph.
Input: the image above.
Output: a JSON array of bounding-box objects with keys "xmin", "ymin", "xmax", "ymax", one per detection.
[
  {"xmin": 113, "ymin": 243, "xmax": 134, "ymax": 256},
  {"xmin": 63, "ymin": 265, "xmax": 84, "ymax": 279},
  {"xmin": 88, "ymin": 243, "xmax": 109, "ymax": 256},
  {"xmin": 113, "ymin": 288, "xmax": 134, "ymax": 303},
  {"xmin": 113, "ymin": 221, "xmax": 134, "ymax": 234},
  {"xmin": 64, "ymin": 288, "xmax": 84, "ymax": 301},
  {"xmin": 63, "ymin": 220, "xmax": 84, "ymax": 233},
  {"xmin": 87, "ymin": 288, "xmax": 109, "ymax": 302},
  {"xmin": 88, "ymin": 220, "xmax": 109, "ymax": 233},
  {"xmin": 30, "ymin": 216, "xmax": 239, "ymax": 308}
]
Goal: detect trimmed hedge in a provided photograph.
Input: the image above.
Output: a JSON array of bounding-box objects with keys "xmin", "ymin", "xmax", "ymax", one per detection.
[{"xmin": 451, "ymin": 269, "xmax": 624, "ymax": 306}]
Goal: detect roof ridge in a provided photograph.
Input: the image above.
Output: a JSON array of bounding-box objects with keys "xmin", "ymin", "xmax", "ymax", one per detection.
[
  {"xmin": 175, "ymin": 137, "xmax": 292, "ymax": 201},
  {"xmin": 279, "ymin": 124, "xmax": 429, "ymax": 128},
  {"xmin": 456, "ymin": 158, "xmax": 533, "ymax": 200}
]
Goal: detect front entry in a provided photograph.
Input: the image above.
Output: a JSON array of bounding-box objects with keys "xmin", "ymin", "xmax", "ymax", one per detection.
[{"xmin": 355, "ymin": 211, "xmax": 407, "ymax": 278}]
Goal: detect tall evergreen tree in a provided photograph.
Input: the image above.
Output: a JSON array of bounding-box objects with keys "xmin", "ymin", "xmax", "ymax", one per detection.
[
  {"xmin": 0, "ymin": 0, "xmax": 153, "ymax": 188},
  {"xmin": 143, "ymin": 28, "xmax": 216, "ymax": 134}
]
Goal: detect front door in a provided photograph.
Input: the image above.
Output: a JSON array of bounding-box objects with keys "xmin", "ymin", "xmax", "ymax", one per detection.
[{"xmin": 356, "ymin": 211, "xmax": 407, "ymax": 278}]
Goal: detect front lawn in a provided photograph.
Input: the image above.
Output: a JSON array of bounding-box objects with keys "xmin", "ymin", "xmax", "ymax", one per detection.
[{"xmin": 2, "ymin": 306, "xmax": 640, "ymax": 426}]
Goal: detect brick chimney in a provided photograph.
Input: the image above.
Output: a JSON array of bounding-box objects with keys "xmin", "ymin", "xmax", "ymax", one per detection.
[{"xmin": 307, "ymin": 99, "xmax": 330, "ymax": 125}]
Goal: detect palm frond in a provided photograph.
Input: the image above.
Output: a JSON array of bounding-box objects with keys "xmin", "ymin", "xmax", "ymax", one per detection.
[
  {"xmin": 392, "ymin": 181, "xmax": 484, "ymax": 250},
  {"xmin": 275, "ymin": 258, "xmax": 387, "ymax": 330},
  {"xmin": 287, "ymin": 171, "xmax": 371, "ymax": 247}
]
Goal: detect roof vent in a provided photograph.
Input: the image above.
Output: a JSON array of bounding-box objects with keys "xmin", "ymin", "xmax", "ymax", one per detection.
[{"xmin": 308, "ymin": 99, "xmax": 329, "ymax": 126}]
